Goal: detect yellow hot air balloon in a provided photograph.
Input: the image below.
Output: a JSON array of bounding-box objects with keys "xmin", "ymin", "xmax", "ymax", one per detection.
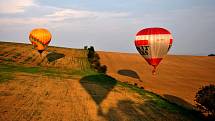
[{"xmin": 29, "ymin": 28, "xmax": 52, "ymax": 54}]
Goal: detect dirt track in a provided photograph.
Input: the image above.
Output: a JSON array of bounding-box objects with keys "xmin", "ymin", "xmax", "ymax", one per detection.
[{"xmin": 98, "ymin": 51, "xmax": 215, "ymax": 106}]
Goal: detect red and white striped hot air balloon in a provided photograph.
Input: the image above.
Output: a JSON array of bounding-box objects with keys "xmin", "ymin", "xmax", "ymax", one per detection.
[{"xmin": 134, "ymin": 27, "xmax": 173, "ymax": 74}]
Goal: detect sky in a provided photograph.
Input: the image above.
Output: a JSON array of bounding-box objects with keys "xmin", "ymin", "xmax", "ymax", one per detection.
[{"xmin": 0, "ymin": 0, "xmax": 215, "ymax": 55}]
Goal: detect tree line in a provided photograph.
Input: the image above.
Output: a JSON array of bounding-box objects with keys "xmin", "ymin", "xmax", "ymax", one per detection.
[{"xmin": 85, "ymin": 46, "xmax": 107, "ymax": 73}]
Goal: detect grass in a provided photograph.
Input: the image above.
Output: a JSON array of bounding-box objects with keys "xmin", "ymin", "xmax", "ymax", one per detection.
[
  {"xmin": 80, "ymin": 74, "xmax": 177, "ymax": 111},
  {"xmin": 0, "ymin": 72, "xmax": 14, "ymax": 83},
  {"xmin": 0, "ymin": 64, "xmax": 40, "ymax": 74},
  {"xmin": 0, "ymin": 63, "xmax": 96, "ymax": 81},
  {"xmin": 117, "ymin": 82, "xmax": 203, "ymax": 120},
  {"xmin": 80, "ymin": 74, "xmax": 179, "ymax": 112},
  {"xmin": 0, "ymin": 64, "xmax": 41, "ymax": 82},
  {"xmin": 118, "ymin": 82, "xmax": 179, "ymax": 111},
  {"xmin": 78, "ymin": 73, "xmax": 203, "ymax": 120},
  {"xmin": 0, "ymin": 63, "xmax": 204, "ymax": 120}
]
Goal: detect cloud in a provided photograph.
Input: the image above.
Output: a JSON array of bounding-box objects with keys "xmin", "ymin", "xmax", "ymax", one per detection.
[
  {"xmin": 47, "ymin": 8, "xmax": 129, "ymax": 20},
  {"xmin": 0, "ymin": 5, "xmax": 129, "ymax": 26},
  {"xmin": 137, "ymin": 6, "xmax": 215, "ymax": 54},
  {"xmin": 46, "ymin": 9, "xmax": 96, "ymax": 19},
  {"xmin": 1, "ymin": 0, "xmax": 214, "ymax": 54},
  {"xmin": 0, "ymin": 0, "xmax": 36, "ymax": 14},
  {"xmin": 0, "ymin": 18, "xmax": 49, "ymax": 25}
]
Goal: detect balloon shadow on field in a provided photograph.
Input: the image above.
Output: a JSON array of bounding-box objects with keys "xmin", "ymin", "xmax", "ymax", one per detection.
[
  {"xmin": 80, "ymin": 74, "xmax": 117, "ymax": 106},
  {"xmin": 79, "ymin": 74, "xmax": 206, "ymax": 121},
  {"xmin": 101, "ymin": 98, "xmax": 205, "ymax": 121},
  {"xmin": 101, "ymin": 100, "xmax": 145, "ymax": 121},
  {"xmin": 117, "ymin": 69, "xmax": 142, "ymax": 82},
  {"xmin": 163, "ymin": 94, "xmax": 195, "ymax": 110},
  {"xmin": 46, "ymin": 52, "xmax": 65, "ymax": 62}
]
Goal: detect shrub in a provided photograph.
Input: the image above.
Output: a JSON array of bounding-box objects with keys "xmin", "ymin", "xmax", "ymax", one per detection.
[
  {"xmin": 87, "ymin": 51, "xmax": 94, "ymax": 60},
  {"xmin": 98, "ymin": 65, "xmax": 107, "ymax": 73},
  {"xmin": 91, "ymin": 61, "xmax": 100, "ymax": 69},
  {"xmin": 93, "ymin": 53, "xmax": 100, "ymax": 60},
  {"xmin": 195, "ymin": 84, "xmax": 215, "ymax": 118},
  {"xmin": 87, "ymin": 46, "xmax": 107, "ymax": 74}
]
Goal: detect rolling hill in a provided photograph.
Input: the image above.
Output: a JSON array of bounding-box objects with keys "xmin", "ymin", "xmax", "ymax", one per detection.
[
  {"xmin": 0, "ymin": 41, "xmax": 213, "ymax": 121},
  {"xmin": 98, "ymin": 51, "xmax": 215, "ymax": 106}
]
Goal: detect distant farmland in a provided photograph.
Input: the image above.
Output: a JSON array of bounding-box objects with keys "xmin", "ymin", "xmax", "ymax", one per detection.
[{"xmin": 98, "ymin": 51, "xmax": 215, "ymax": 106}]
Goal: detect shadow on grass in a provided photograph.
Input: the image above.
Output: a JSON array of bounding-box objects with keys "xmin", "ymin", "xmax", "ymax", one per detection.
[
  {"xmin": 117, "ymin": 69, "xmax": 142, "ymax": 82},
  {"xmin": 163, "ymin": 94, "xmax": 194, "ymax": 110},
  {"xmin": 97, "ymin": 82, "xmax": 206, "ymax": 121},
  {"xmin": 101, "ymin": 98, "xmax": 205, "ymax": 121},
  {"xmin": 163, "ymin": 94, "xmax": 215, "ymax": 121},
  {"xmin": 46, "ymin": 52, "xmax": 65, "ymax": 62},
  {"xmin": 80, "ymin": 74, "xmax": 117, "ymax": 106}
]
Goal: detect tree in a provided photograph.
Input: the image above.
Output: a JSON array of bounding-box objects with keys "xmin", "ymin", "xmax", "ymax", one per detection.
[
  {"xmin": 84, "ymin": 46, "xmax": 88, "ymax": 50},
  {"xmin": 195, "ymin": 84, "xmax": 215, "ymax": 118},
  {"xmin": 208, "ymin": 54, "xmax": 215, "ymax": 56},
  {"xmin": 87, "ymin": 46, "xmax": 95, "ymax": 62},
  {"xmin": 88, "ymin": 46, "xmax": 95, "ymax": 52}
]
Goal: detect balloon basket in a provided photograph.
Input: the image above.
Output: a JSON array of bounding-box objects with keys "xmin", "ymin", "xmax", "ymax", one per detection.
[
  {"xmin": 152, "ymin": 70, "xmax": 156, "ymax": 75},
  {"xmin": 152, "ymin": 66, "xmax": 157, "ymax": 75}
]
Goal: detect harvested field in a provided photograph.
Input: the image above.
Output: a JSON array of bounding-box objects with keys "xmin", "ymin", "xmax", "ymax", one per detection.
[
  {"xmin": 98, "ymin": 51, "xmax": 215, "ymax": 107},
  {"xmin": 0, "ymin": 42, "xmax": 89, "ymax": 70},
  {"xmin": 0, "ymin": 64, "xmax": 203, "ymax": 121},
  {"xmin": 0, "ymin": 42, "xmax": 210, "ymax": 120}
]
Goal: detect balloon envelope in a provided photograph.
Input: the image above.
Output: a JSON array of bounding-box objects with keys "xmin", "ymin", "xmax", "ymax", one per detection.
[
  {"xmin": 29, "ymin": 28, "xmax": 52, "ymax": 53},
  {"xmin": 134, "ymin": 27, "xmax": 173, "ymax": 73}
]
